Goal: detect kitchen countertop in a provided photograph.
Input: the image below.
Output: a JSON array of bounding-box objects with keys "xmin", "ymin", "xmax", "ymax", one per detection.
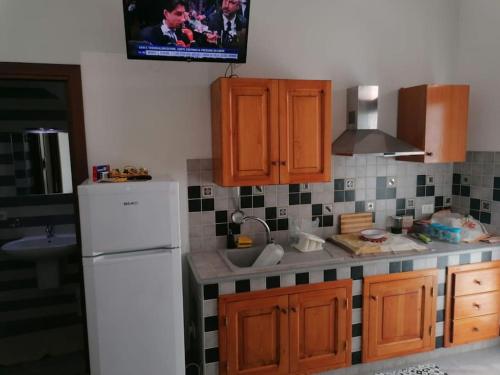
[{"xmin": 187, "ymin": 237, "xmax": 499, "ymax": 284}]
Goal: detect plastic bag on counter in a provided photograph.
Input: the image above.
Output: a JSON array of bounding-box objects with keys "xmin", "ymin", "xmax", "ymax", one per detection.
[{"xmin": 430, "ymin": 210, "xmax": 489, "ymax": 242}]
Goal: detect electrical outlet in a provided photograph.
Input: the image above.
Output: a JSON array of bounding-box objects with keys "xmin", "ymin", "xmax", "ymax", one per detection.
[
  {"xmin": 481, "ymin": 200, "xmax": 491, "ymax": 212},
  {"xmin": 345, "ymin": 178, "xmax": 355, "ymax": 191},
  {"xmin": 201, "ymin": 185, "xmax": 214, "ymax": 198},
  {"xmin": 277, "ymin": 207, "xmax": 288, "ymax": 218},
  {"xmin": 366, "ymin": 201, "xmax": 375, "ymax": 212},
  {"xmin": 406, "ymin": 198, "xmax": 416, "ymax": 209},
  {"xmin": 422, "ymin": 204, "xmax": 435, "ymax": 215}
]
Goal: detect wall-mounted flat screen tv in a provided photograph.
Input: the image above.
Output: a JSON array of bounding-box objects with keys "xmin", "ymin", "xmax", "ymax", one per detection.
[{"xmin": 123, "ymin": 0, "xmax": 250, "ymax": 63}]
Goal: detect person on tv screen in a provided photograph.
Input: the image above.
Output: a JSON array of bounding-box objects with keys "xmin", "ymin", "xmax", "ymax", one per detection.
[
  {"xmin": 138, "ymin": 0, "xmax": 193, "ymax": 46},
  {"xmin": 207, "ymin": 0, "xmax": 248, "ymax": 49}
]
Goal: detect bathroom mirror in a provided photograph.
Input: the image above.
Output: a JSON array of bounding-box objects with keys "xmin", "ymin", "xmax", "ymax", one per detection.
[
  {"xmin": 0, "ymin": 63, "xmax": 88, "ymax": 198},
  {"xmin": 0, "ymin": 131, "xmax": 72, "ymax": 195}
]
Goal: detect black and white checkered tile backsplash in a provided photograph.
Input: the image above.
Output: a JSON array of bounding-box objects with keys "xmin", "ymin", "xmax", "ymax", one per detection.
[
  {"xmin": 452, "ymin": 151, "xmax": 500, "ymax": 232},
  {"xmin": 187, "ymin": 157, "xmax": 455, "ymax": 252}
]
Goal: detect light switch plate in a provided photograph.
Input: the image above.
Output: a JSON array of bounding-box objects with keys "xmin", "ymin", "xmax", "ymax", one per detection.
[
  {"xmin": 444, "ymin": 196, "xmax": 452, "ymax": 207},
  {"xmin": 323, "ymin": 204, "xmax": 333, "ymax": 215},
  {"xmin": 387, "ymin": 177, "xmax": 397, "ymax": 188},
  {"xmin": 253, "ymin": 185, "xmax": 264, "ymax": 195},
  {"xmin": 300, "ymin": 183, "xmax": 311, "ymax": 192},
  {"xmin": 422, "ymin": 204, "xmax": 435, "ymax": 215}
]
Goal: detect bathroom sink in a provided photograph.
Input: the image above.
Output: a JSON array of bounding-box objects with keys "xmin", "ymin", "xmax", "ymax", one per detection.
[{"xmin": 1, "ymin": 234, "xmax": 77, "ymax": 261}]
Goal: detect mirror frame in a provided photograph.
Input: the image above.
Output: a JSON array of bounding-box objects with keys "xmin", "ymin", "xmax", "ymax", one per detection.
[{"xmin": 0, "ymin": 62, "xmax": 88, "ymax": 196}]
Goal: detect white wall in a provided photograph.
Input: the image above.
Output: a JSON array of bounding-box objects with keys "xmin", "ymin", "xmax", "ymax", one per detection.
[
  {"xmin": 0, "ymin": 0, "xmax": 461, "ymax": 250},
  {"xmin": 456, "ymin": 0, "xmax": 500, "ymax": 151}
]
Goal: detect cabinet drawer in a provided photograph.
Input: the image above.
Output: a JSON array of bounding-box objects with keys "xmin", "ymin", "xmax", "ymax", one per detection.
[
  {"xmin": 454, "ymin": 268, "xmax": 500, "ymax": 296},
  {"xmin": 454, "ymin": 292, "xmax": 500, "ymax": 319},
  {"xmin": 452, "ymin": 314, "xmax": 499, "ymax": 344}
]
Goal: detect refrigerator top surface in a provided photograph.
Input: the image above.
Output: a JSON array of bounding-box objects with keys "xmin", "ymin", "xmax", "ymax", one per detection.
[{"xmin": 78, "ymin": 176, "xmax": 178, "ymax": 195}]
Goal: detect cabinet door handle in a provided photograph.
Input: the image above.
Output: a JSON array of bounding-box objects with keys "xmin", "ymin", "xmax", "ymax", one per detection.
[
  {"xmin": 271, "ymin": 161, "xmax": 278, "ymax": 166},
  {"xmin": 474, "ymin": 279, "xmax": 482, "ymax": 285},
  {"xmin": 290, "ymin": 307, "xmax": 297, "ymax": 313},
  {"xmin": 280, "ymin": 161, "xmax": 287, "ymax": 166},
  {"xmin": 426, "ymin": 152, "xmax": 433, "ymax": 156},
  {"xmin": 281, "ymin": 308, "xmax": 288, "ymax": 314},
  {"xmin": 473, "ymin": 303, "xmax": 481, "ymax": 309},
  {"xmin": 473, "ymin": 327, "xmax": 480, "ymax": 332},
  {"xmin": 370, "ymin": 295, "xmax": 378, "ymax": 301}
]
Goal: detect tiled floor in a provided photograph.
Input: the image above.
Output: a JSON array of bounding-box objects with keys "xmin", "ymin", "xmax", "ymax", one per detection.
[
  {"xmin": 1, "ymin": 351, "xmax": 87, "ymax": 375},
  {"xmin": 361, "ymin": 346, "xmax": 500, "ymax": 375}
]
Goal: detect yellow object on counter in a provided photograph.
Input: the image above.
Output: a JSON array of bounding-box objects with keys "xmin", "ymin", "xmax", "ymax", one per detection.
[{"xmin": 236, "ymin": 235, "xmax": 253, "ymax": 248}]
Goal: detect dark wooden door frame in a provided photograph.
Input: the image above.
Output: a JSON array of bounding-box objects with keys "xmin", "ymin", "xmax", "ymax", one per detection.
[
  {"xmin": 0, "ymin": 62, "xmax": 88, "ymax": 188},
  {"xmin": 0, "ymin": 61, "xmax": 90, "ymax": 371}
]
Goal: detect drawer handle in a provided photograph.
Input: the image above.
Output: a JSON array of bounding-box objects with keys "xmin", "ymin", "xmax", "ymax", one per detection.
[
  {"xmin": 473, "ymin": 327, "xmax": 480, "ymax": 332},
  {"xmin": 473, "ymin": 303, "xmax": 481, "ymax": 309},
  {"xmin": 473, "ymin": 279, "xmax": 482, "ymax": 285}
]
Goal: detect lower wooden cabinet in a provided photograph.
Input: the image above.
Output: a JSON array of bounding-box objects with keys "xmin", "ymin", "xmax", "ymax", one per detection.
[
  {"xmin": 445, "ymin": 261, "xmax": 500, "ymax": 347},
  {"xmin": 362, "ymin": 269, "xmax": 438, "ymax": 362},
  {"xmin": 218, "ymin": 280, "xmax": 352, "ymax": 375}
]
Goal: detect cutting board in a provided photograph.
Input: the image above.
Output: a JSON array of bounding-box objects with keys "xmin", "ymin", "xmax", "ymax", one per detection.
[
  {"xmin": 330, "ymin": 233, "xmax": 428, "ymax": 256},
  {"xmin": 331, "ymin": 233, "xmax": 381, "ymax": 255},
  {"xmin": 340, "ymin": 213, "xmax": 373, "ymax": 234}
]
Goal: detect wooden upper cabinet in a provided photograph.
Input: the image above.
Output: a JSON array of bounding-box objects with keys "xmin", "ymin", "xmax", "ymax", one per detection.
[
  {"xmin": 279, "ymin": 80, "xmax": 332, "ymax": 184},
  {"xmin": 289, "ymin": 286, "xmax": 351, "ymax": 374},
  {"xmin": 211, "ymin": 78, "xmax": 332, "ymax": 186},
  {"xmin": 218, "ymin": 280, "xmax": 351, "ymax": 375},
  {"xmin": 397, "ymin": 85, "xmax": 469, "ymax": 163},
  {"xmin": 211, "ymin": 78, "xmax": 280, "ymax": 186},
  {"xmin": 363, "ymin": 270, "xmax": 438, "ymax": 363}
]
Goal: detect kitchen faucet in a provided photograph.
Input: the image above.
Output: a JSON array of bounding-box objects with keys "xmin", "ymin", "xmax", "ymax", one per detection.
[
  {"xmin": 231, "ymin": 210, "xmax": 273, "ymax": 244},
  {"xmin": 45, "ymin": 224, "xmax": 55, "ymax": 239}
]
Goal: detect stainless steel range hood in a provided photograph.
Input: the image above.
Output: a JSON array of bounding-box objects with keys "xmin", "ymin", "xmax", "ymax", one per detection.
[{"xmin": 332, "ymin": 86, "xmax": 425, "ymax": 157}]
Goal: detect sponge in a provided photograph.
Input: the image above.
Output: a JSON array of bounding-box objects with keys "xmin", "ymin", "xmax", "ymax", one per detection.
[{"xmin": 236, "ymin": 235, "xmax": 253, "ymax": 248}]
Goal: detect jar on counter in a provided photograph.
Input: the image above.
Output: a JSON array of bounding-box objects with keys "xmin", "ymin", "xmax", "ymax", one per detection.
[{"xmin": 446, "ymin": 227, "xmax": 462, "ymax": 244}]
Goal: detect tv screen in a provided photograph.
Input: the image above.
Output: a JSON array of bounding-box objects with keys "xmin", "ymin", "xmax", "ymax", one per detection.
[{"xmin": 123, "ymin": 0, "xmax": 250, "ymax": 63}]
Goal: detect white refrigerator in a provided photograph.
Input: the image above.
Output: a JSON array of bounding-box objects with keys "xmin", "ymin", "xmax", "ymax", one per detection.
[{"xmin": 78, "ymin": 178, "xmax": 185, "ymax": 375}]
